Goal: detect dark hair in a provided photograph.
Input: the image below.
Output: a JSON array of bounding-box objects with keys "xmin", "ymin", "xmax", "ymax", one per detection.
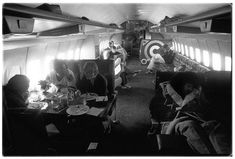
[
  {"xmin": 169, "ymin": 72, "xmax": 201, "ymax": 97},
  {"xmin": 8, "ymin": 74, "xmax": 30, "ymax": 93}
]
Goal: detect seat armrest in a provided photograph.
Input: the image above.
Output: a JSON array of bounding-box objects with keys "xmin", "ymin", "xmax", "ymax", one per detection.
[
  {"xmin": 156, "ymin": 134, "xmax": 192, "ymax": 153},
  {"xmin": 6, "ymin": 107, "xmax": 28, "ymax": 115},
  {"xmin": 99, "ymin": 92, "xmax": 117, "ymax": 118}
]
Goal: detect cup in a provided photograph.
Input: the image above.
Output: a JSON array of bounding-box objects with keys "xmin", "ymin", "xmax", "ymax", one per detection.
[
  {"xmin": 60, "ymin": 95, "xmax": 68, "ymax": 107},
  {"xmin": 76, "ymin": 96, "xmax": 86, "ymax": 106},
  {"xmin": 82, "ymin": 97, "xmax": 87, "ymax": 105}
]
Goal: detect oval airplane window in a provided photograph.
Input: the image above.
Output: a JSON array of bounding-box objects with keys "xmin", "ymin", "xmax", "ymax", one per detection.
[
  {"xmin": 171, "ymin": 41, "xmax": 175, "ymax": 50},
  {"xmin": 189, "ymin": 46, "xmax": 194, "ymax": 59},
  {"xmin": 67, "ymin": 50, "xmax": 74, "ymax": 60},
  {"xmin": 184, "ymin": 45, "xmax": 189, "ymax": 57},
  {"xmin": 212, "ymin": 53, "xmax": 221, "ymax": 71},
  {"xmin": 225, "ymin": 56, "xmax": 231, "ymax": 71},
  {"xmin": 202, "ymin": 50, "xmax": 210, "ymax": 67},
  {"xmin": 74, "ymin": 48, "xmax": 80, "ymax": 60},
  {"xmin": 195, "ymin": 48, "xmax": 201, "ymax": 63},
  {"xmin": 181, "ymin": 44, "xmax": 184, "ymax": 55},
  {"xmin": 174, "ymin": 42, "xmax": 178, "ymax": 51},
  {"xmin": 57, "ymin": 53, "xmax": 66, "ymax": 59},
  {"xmin": 177, "ymin": 43, "xmax": 181, "ymax": 53}
]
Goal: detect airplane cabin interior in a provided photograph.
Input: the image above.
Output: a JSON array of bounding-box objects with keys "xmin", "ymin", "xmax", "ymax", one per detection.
[{"xmin": 2, "ymin": 2, "xmax": 233, "ymax": 156}]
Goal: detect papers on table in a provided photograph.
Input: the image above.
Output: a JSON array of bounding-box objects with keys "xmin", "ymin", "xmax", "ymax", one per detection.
[
  {"xmin": 87, "ymin": 142, "xmax": 98, "ymax": 150},
  {"xmin": 95, "ymin": 96, "xmax": 108, "ymax": 102},
  {"xmin": 86, "ymin": 107, "xmax": 104, "ymax": 116}
]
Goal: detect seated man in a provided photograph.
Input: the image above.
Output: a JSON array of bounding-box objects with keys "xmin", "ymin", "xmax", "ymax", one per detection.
[
  {"xmin": 46, "ymin": 60, "xmax": 76, "ymax": 90},
  {"xmin": 149, "ymin": 72, "xmax": 231, "ymax": 154},
  {"xmin": 76, "ymin": 61, "xmax": 108, "ymax": 96},
  {"xmin": 4, "ymin": 74, "xmax": 30, "ymax": 108},
  {"xmin": 146, "ymin": 44, "xmax": 175, "ymax": 73},
  {"xmin": 3, "ymin": 75, "xmax": 50, "ymax": 154}
]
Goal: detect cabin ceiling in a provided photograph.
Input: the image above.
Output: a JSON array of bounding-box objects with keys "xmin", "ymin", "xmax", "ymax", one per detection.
[
  {"xmin": 23, "ymin": 3, "xmax": 228, "ymax": 25},
  {"xmin": 3, "ymin": 3, "xmax": 231, "ymax": 39}
]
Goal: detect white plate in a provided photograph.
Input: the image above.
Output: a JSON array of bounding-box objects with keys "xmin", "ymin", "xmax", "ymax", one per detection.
[
  {"xmin": 81, "ymin": 93, "xmax": 98, "ymax": 101},
  {"xmin": 66, "ymin": 105, "xmax": 89, "ymax": 116}
]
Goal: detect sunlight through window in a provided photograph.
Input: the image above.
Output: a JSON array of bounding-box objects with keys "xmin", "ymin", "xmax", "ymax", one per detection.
[
  {"xmin": 171, "ymin": 41, "xmax": 175, "ymax": 50},
  {"xmin": 184, "ymin": 45, "xmax": 189, "ymax": 56},
  {"xmin": 189, "ymin": 46, "xmax": 194, "ymax": 59},
  {"xmin": 27, "ymin": 60, "xmax": 42, "ymax": 90},
  {"xmin": 44, "ymin": 56, "xmax": 54, "ymax": 79},
  {"xmin": 212, "ymin": 53, "xmax": 221, "ymax": 71},
  {"xmin": 225, "ymin": 56, "xmax": 231, "ymax": 71},
  {"xmin": 74, "ymin": 48, "xmax": 80, "ymax": 60},
  {"xmin": 57, "ymin": 53, "xmax": 65, "ymax": 59},
  {"xmin": 202, "ymin": 50, "xmax": 210, "ymax": 67},
  {"xmin": 195, "ymin": 48, "xmax": 201, "ymax": 63},
  {"xmin": 174, "ymin": 42, "xmax": 178, "ymax": 51},
  {"xmin": 177, "ymin": 43, "xmax": 181, "ymax": 53},
  {"xmin": 67, "ymin": 50, "xmax": 74, "ymax": 60},
  {"xmin": 181, "ymin": 44, "xmax": 184, "ymax": 55}
]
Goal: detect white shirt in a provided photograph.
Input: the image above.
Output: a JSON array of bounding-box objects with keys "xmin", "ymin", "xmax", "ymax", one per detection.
[{"xmin": 47, "ymin": 69, "xmax": 75, "ymax": 87}]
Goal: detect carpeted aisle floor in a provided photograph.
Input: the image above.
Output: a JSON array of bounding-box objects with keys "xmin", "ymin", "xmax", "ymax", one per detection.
[
  {"xmin": 100, "ymin": 56, "xmax": 157, "ymax": 155},
  {"xmin": 115, "ymin": 56, "xmax": 155, "ymax": 133}
]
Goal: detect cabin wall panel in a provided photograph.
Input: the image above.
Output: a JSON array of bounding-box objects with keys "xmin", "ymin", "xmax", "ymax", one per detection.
[
  {"xmin": 57, "ymin": 41, "xmax": 71, "ymax": 59},
  {"xmin": 170, "ymin": 34, "xmax": 231, "ymax": 71},
  {"xmin": 74, "ymin": 40, "xmax": 83, "ymax": 59},
  {"xmin": 206, "ymin": 39, "xmax": 222, "ymax": 70},
  {"xmin": 178, "ymin": 38, "xmax": 185, "ymax": 54},
  {"xmin": 45, "ymin": 42, "xmax": 60, "ymax": 58},
  {"xmin": 198, "ymin": 39, "xmax": 209, "ymax": 51},
  {"xmin": 80, "ymin": 35, "xmax": 96, "ymax": 59},
  {"xmin": 218, "ymin": 40, "xmax": 231, "ymax": 57},
  {"xmin": 27, "ymin": 44, "xmax": 47, "ymax": 60},
  {"xmin": 206, "ymin": 40, "xmax": 220, "ymax": 54},
  {"xmin": 3, "ymin": 48, "xmax": 28, "ymax": 84},
  {"xmin": 183, "ymin": 38, "xmax": 192, "ymax": 56},
  {"xmin": 67, "ymin": 40, "xmax": 78, "ymax": 59}
]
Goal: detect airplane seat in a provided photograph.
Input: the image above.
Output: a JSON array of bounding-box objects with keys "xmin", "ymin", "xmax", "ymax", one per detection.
[
  {"xmin": 75, "ymin": 59, "xmax": 115, "ymax": 96},
  {"xmin": 202, "ymin": 71, "xmax": 232, "ymax": 124},
  {"xmin": 149, "ymin": 71, "xmax": 231, "ymax": 154},
  {"xmin": 2, "ymin": 92, "xmax": 51, "ymax": 155},
  {"xmin": 54, "ymin": 59, "xmax": 115, "ymax": 96},
  {"xmin": 74, "ymin": 59, "xmax": 117, "ymax": 119},
  {"xmin": 153, "ymin": 71, "xmax": 231, "ymax": 122},
  {"xmin": 173, "ymin": 54, "xmax": 211, "ymax": 72},
  {"xmin": 2, "ymin": 89, "xmax": 15, "ymax": 155}
]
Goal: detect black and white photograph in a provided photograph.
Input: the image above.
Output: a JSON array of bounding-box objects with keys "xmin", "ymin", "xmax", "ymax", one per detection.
[{"xmin": 2, "ymin": 1, "xmax": 232, "ymax": 156}]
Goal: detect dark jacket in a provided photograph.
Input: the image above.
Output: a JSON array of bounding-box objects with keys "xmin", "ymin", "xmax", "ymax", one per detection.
[
  {"xmin": 3, "ymin": 85, "xmax": 27, "ymax": 108},
  {"xmin": 76, "ymin": 74, "xmax": 107, "ymax": 96}
]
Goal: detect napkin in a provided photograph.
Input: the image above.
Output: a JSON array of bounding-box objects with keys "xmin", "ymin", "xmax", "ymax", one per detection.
[{"xmin": 87, "ymin": 107, "xmax": 104, "ymax": 116}]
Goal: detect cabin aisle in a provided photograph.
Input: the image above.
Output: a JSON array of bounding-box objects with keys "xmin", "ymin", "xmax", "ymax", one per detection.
[
  {"xmin": 99, "ymin": 56, "xmax": 157, "ymax": 155},
  {"xmin": 115, "ymin": 56, "xmax": 155, "ymax": 133}
]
